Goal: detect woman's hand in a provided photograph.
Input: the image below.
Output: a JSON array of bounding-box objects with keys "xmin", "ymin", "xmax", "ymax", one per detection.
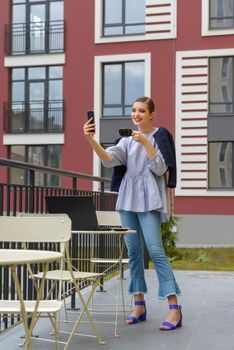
[
  {"xmin": 132, "ymin": 131, "xmax": 156, "ymax": 160},
  {"xmin": 83, "ymin": 118, "xmax": 96, "ymax": 138},
  {"xmin": 131, "ymin": 131, "xmax": 148, "ymax": 145},
  {"xmin": 83, "ymin": 118, "xmax": 112, "ymax": 161}
]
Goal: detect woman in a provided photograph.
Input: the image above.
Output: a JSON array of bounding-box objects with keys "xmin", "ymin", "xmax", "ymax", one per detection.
[{"xmin": 83, "ymin": 96, "xmax": 182, "ymax": 330}]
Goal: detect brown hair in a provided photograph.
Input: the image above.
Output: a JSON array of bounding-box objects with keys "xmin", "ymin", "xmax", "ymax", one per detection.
[{"xmin": 134, "ymin": 96, "xmax": 155, "ymax": 113}]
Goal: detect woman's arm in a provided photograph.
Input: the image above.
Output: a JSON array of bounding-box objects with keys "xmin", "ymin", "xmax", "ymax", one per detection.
[{"xmin": 83, "ymin": 119, "xmax": 112, "ymax": 161}]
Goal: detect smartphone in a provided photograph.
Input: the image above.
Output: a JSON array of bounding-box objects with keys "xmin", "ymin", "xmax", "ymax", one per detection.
[{"xmin": 87, "ymin": 110, "xmax": 95, "ymax": 123}]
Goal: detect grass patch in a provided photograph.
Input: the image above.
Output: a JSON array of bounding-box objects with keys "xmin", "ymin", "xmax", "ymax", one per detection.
[{"xmin": 150, "ymin": 248, "xmax": 234, "ymax": 271}]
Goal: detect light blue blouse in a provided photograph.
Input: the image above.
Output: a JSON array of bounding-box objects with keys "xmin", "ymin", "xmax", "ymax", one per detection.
[{"xmin": 102, "ymin": 129, "xmax": 169, "ymax": 221}]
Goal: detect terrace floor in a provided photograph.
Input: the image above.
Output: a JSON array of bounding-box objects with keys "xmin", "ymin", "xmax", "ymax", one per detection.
[{"xmin": 1, "ymin": 269, "xmax": 234, "ymax": 350}]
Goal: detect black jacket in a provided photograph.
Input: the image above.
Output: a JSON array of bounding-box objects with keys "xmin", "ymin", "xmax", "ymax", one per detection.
[{"xmin": 110, "ymin": 127, "xmax": 177, "ymax": 192}]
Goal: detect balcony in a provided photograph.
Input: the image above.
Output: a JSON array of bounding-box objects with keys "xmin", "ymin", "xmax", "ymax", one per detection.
[
  {"xmin": 5, "ymin": 20, "xmax": 64, "ymax": 55},
  {"xmin": 3, "ymin": 100, "xmax": 64, "ymax": 134}
]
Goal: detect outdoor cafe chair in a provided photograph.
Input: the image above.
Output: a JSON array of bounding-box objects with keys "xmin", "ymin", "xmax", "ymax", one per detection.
[
  {"xmin": 19, "ymin": 213, "xmax": 106, "ymax": 349},
  {"xmin": 0, "ymin": 214, "xmax": 71, "ymax": 348}
]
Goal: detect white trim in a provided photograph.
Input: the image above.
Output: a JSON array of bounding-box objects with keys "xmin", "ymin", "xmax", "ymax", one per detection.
[
  {"xmin": 177, "ymin": 244, "xmax": 234, "ymax": 248},
  {"xmin": 202, "ymin": 0, "xmax": 234, "ymax": 36},
  {"xmin": 177, "ymin": 47, "xmax": 234, "ymax": 57},
  {"xmin": 4, "ymin": 53, "xmax": 65, "ymax": 67},
  {"xmin": 175, "ymin": 47, "xmax": 234, "ymax": 197},
  {"xmin": 93, "ymin": 52, "xmax": 151, "ymax": 191},
  {"xmin": 175, "ymin": 189, "xmax": 234, "ymax": 197},
  {"xmin": 95, "ymin": 0, "xmax": 176, "ymax": 44},
  {"xmin": 3, "ymin": 133, "xmax": 64, "ymax": 145}
]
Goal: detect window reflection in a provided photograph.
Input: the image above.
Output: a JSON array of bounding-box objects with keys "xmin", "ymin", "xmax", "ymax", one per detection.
[
  {"xmin": 209, "ymin": 57, "xmax": 233, "ymax": 113},
  {"xmin": 104, "ymin": 64, "xmax": 122, "ymax": 104},
  {"xmin": 210, "ymin": 0, "xmax": 234, "ymax": 29},
  {"xmin": 209, "ymin": 142, "xmax": 233, "ymax": 188},
  {"xmin": 11, "ymin": 66, "xmax": 63, "ymax": 132},
  {"xmin": 103, "ymin": 0, "xmax": 145, "ymax": 36},
  {"xmin": 10, "ymin": 146, "xmax": 25, "ymax": 185},
  {"xmin": 11, "ymin": 0, "xmax": 64, "ymax": 54},
  {"xmin": 125, "ymin": 62, "xmax": 145, "ymax": 104},
  {"xmin": 50, "ymin": 1, "xmax": 64, "ymax": 21},
  {"xmin": 104, "ymin": 0, "xmax": 122, "ymax": 24},
  {"xmin": 12, "ymin": 4, "xmax": 25, "ymax": 23},
  {"xmin": 103, "ymin": 61, "xmax": 145, "ymax": 117},
  {"xmin": 10, "ymin": 145, "xmax": 61, "ymax": 187},
  {"xmin": 28, "ymin": 67, "xmax": 46, "ymax": 80}
]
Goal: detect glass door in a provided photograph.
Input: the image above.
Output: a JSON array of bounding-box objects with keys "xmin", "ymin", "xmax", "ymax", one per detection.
[
  {"xmin": 28, "ymin": 81, "xmax": 45, "ymax": 130},
  {"xmin": 29, "ymin": 3, "xmax": 46, "ymax": 52}
]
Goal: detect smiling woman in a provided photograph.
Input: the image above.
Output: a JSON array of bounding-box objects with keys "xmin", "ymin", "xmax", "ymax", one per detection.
[{"xmin": 83, "ymin": 96, "xmax": 182, "ymax": 330}]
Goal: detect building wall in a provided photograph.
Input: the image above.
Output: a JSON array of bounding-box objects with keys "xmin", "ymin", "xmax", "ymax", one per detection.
[{"xmin": 176, "ymin": 214, "xmax": 234, "ymax": 247}]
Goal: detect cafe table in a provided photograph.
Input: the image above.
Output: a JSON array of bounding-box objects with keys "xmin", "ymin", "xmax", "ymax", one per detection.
[{"xmin": 0, "ymin": 249, "xmax": 63, "ymax": 349}]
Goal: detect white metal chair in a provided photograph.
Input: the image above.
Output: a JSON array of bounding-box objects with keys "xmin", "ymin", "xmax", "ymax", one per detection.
[
  {"xmin": 0, "ymin": 215, "xmax": 71, "ymax": 348},
  {"xmin": 19, "ymin": 213, "xmax": 106, "ymax": 348}
]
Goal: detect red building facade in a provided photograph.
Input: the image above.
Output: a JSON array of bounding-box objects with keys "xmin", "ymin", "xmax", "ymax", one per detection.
[{"xmin": 0, "ymin": 0, "xmax": 234, "ymax": 245}]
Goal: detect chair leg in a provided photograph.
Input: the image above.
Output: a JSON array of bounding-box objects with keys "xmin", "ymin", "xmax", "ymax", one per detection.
[{"xmin": 64, "ymin": 280, "xmax": 106, "ymax": 349}]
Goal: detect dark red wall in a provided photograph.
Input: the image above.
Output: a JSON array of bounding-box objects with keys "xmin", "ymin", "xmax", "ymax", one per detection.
[{"xmin": 174, "ymin": 196, "xmax": 234, "ymax": 215}]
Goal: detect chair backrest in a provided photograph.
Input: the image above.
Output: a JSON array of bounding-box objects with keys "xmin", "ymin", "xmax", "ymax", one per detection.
[
  {"xmin": 96, "ymin": 211, "xmax": 121, "ymax": 227},
  {"xmin": 0, "ymin": 215, "xmax": 71, "ymax": 243}
]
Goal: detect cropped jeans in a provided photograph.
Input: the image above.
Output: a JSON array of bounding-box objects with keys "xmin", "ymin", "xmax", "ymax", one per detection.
[{"xmin": 119, "ymin": 210, "xmax": 181, "ymax": 299}]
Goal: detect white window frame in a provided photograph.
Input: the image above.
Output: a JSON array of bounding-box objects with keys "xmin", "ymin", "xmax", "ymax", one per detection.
[
  {"xmin": 93, "ymin": 53, "xmax": 151, "ymax": 191},
  {"xmin": 202, "ymin": 0, "xmax": 234, "ymax": 36},
  {"xmin": 95, "ymin": 0, "xmax": 177, "ymax": 44}
]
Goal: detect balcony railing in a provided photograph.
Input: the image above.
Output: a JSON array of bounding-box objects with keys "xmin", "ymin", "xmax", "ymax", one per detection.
[
  {"xmin": 3, "ymin": 100, "xmax": 64, "ymax": 133},
  {"xmin": 5, "ymin": 20, "xmax": 64, "ymax": 55}
]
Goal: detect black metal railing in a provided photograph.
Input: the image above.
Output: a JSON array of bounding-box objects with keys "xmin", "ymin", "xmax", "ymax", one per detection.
[
  {"xmin": 0, "ymin": 158, "xmax": 126, "ymax": 332},
  {"xmin": 5, "ymin": 20, "xmax": 64, "ymax": 55},
  {"xmin": 3, "ymin": 100, "xmax": 64, "ymax": 133}
]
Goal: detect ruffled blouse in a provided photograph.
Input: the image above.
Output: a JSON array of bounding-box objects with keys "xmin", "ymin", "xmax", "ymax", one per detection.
[{"xmin": 102, "ymin": 129, "xmax": 169, "ymax": 221}]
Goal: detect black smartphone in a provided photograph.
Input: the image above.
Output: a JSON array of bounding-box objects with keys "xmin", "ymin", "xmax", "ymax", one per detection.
[{"xmin": 87, "ymin": 110, "xmax": 95, "ymax": 122}]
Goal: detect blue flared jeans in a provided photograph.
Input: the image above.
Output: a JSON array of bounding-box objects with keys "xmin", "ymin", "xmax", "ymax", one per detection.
[{"xmin": 119, "ymin": 210, "xmax": 181, "ymax": 299}]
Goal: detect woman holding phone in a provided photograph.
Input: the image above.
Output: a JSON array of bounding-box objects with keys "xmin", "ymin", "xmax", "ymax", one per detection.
[{"xmin": 83, "ymin": 97, "xmax": 182, "ymax": 331}]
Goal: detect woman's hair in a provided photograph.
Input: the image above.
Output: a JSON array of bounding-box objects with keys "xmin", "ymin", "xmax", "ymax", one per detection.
[{"xmin": 134, "ymin": 96, "xmax": 155, "ymax": 113}]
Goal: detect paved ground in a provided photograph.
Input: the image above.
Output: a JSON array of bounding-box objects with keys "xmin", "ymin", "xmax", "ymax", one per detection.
[{"xmin": 1, "ymin": 269, "xmax": 234, "ymax": 350}]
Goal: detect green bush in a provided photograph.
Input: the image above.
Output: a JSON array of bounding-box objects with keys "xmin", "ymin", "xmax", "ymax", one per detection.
[{"xmin": 161, "ymin": 216, "xmax": 182, "ymax": 260}]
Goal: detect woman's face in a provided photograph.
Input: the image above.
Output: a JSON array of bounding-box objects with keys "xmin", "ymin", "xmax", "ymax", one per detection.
[{"xmin": 131, "ymin": 101, "xmax": 153, "ymax": 129}]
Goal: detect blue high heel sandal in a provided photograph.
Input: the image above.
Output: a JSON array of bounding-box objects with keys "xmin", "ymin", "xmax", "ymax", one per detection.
[
  {"xmin": 125, "ymin": 300, "xmax": 147, "ymax": 325},
  {"xmin": 159, "ymin": 304, "xmax": 182, "ymax": 331}
]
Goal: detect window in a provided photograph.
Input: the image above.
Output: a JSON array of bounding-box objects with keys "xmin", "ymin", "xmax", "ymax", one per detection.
[
  {"xmin": 103, "ymin": 0, "xmax": 145, "ymax": 37},
  {"xmin": 8, "ymin": 65, "xmax": 63, "ymax": 133},
  {"xmin": 208, "ymin": 57, "xmax": 234, "ymax": 189},
  {"xmin": 9, "ymin": 0, "xmax": 64, "ymax": 54},
  {"xmin": 209, "ymin": 57, "xmax": 233, "ymax": 114},
  {"xmin": 96, "ymin": 0, "xmax": 177, "ymax": 43},
  {"xmin": 208, "ymin": 142, "xmax": 234, "ymax": 188},
  {"xmin": 94, "ymin": 53, "xmax": 150, "ymax": 189},
  {"xmin": 103, "ymin": 61, "xmax": 145, "ymax": 117},
  {"xmin": 210, "ymin": 0, "xmax": 234, "ymax": 29},
  {"xmin": 10, "ymin": 144, "xmax": 61, "ymax": 187}
]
